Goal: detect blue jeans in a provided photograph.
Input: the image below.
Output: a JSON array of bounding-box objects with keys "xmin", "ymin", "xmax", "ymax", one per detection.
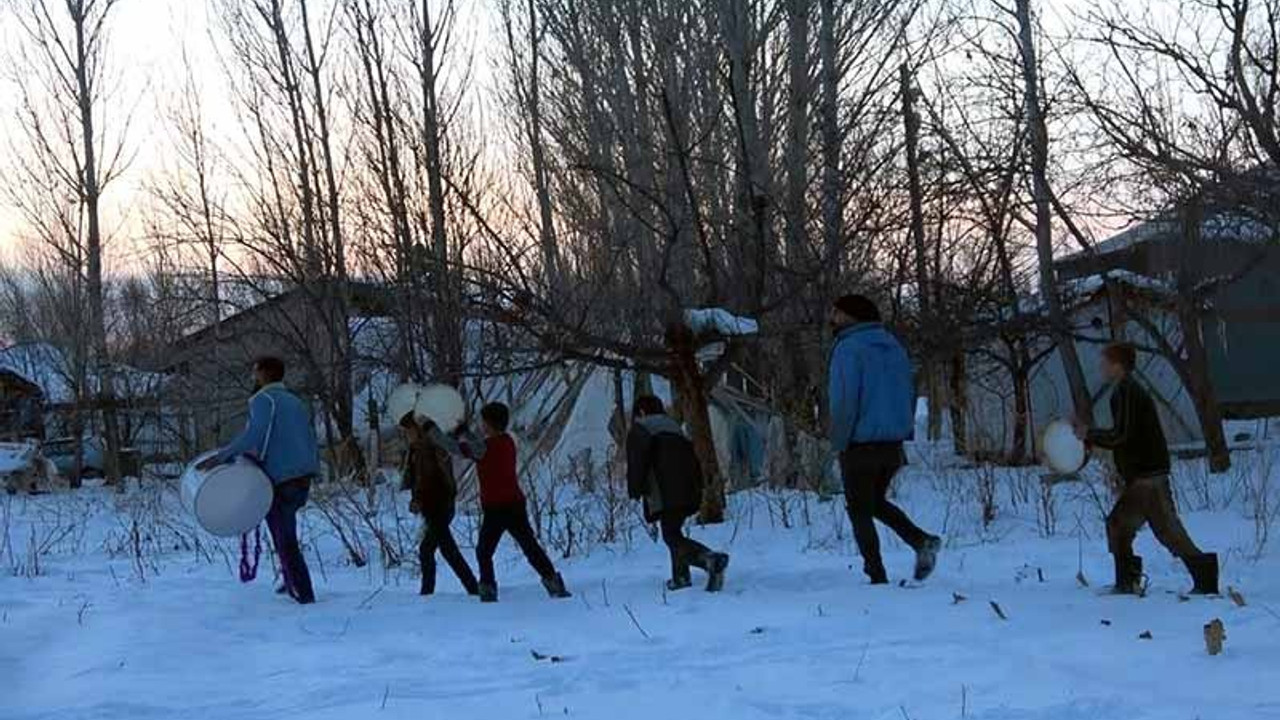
[{"xmin": 266, "ymin": 477, "xmax": 315, "ymax": 604}]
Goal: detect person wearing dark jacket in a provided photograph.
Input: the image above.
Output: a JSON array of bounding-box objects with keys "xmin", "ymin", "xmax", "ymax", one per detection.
[
  {"xmin": 626, "ymin": 395, "xmax": 729, "ymax": 592},
  {"xmin": 828, "ymin": 295, "xmax": 941, "ymax": 585},
  {"xmin": 456, "ymin": 402, "xmax": 569, "ymax": 603},
  {"xmin": 202, "ymin": 356, "xmax": 319, "ymax": 605},
  {"xmin": 1076, "ymin": 343, "xmax": 1217, "ymax": 595},
  {"xmin": 399, "ymin": 412, "xmax": 479, "ymax": 597}
]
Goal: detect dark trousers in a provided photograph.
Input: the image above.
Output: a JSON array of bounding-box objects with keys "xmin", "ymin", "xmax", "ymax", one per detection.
[
  {"xmin": 840, "ymin": 443, "xmax": 928, "ymax": 579},
  {"xmin": 659, "ymin": 513, "xmax": 712, "ymax": 582},
  {"xmin": 476, "ymin": 501, "xmax": 557, "ymax": 587},
  {"xmin": 266, "ymin": 477, "xmax": 315, "ymax": 604},
  {"xmin": 420, "ymin": 508, "xmax": 479, "ymax": 594},
  {"xmin": 1108, "ymin": 474, "xmax": 1203, "ymax": 561}
]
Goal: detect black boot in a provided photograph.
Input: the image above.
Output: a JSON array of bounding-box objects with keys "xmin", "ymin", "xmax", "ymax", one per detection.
[
  {"xmin": 913, "ymin": 535, "xmax": 942, "ymax": 582},
  {"xmin": 478, "ymin": 582, "xmax": 498, "ymax": 603},
  {"xmin": 704, "ymin": 552, "xmax": 730, "ymax": 593},
  {"xmin": 1185, "ymin": 553, "xmax": 1219, "ymax": 595},
  {"xmin": 541, "ymin": 572, "xmax": 571, "ymax": 599},
  {"xmin": 420, "ymin": 560, "xmax": 437, "ymax": 596},
  {"xmin": 667, "ymin": 568, "xmax": 693, "ymax": 592},
  {"xmin": 1111, "ymin": 555, "xmax": 1143, "ymax": 595}
]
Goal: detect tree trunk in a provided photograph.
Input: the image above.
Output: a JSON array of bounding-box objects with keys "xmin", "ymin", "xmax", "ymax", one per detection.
[
  {"xmin": 949, "ymin": 350, "xmax": 969, "ymax": 456},
  {"xmin": 72, "ymin": 4, "xmax": 122, "ymax": 485},
  {"xmin": 667, "ymin": 324, "xmax": 726, "ymax": 524},
  {"xmin": 1014, "ymin": 0, "xmax": 1093, "ymax": 424},
  {"xmin": 900, "ymin": 62, "xmax": 941, "ymax": 439}
]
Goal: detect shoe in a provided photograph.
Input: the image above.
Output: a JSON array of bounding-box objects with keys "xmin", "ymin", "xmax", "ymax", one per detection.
[
  {"xmin": 1185, "ymin": 553, "xmax": 1219, "ymax": 595},
  {"xmin": 1111, "ymin": 555, "xmax": 1143, "ymax": 595},
  {"xmin": 275, "ymin": 584, "xmax": 289, "ymax": 595},
  {"xmin": 542, "ymin": 573, "xmax": 571, "ymax": 599},
  {"xmin": 704, "ymin": 552, "xmax": 730, "ymax": 593},
  {"xmin": 420, "ymin": 562, "xmax": 436, "ymax": 596},
  {"xmin": 666, "ymin": 575, "xmax": 692, "ymax": 592},
  {"xmin": 478, "ymin": 582, "xmax": 499, "ymax": 603},
  {"xmin": 913, "ymin": 535, "xmax": 942, "ymax": 581}
]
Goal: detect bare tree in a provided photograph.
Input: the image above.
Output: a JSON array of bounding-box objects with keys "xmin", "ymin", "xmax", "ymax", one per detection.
[{"xmin": 5, "ymin": 0, "xmax": 131, "ymax": 483}]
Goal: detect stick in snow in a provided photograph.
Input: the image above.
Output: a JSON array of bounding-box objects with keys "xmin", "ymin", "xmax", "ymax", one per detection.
[
  {"xmin": 989, "ymin": 600, "xmax": 1008, "ymax": 621},
  {"xmin": 358, "ymin": 586, "xmax": 384, "ymax": 610},
  {"xmin": 623, "ymin": 604, "xmax": 651, "ymax": 639},
  {"xmin": 380, "ymin": 685, "xmax": 389, "ymax": 710}
]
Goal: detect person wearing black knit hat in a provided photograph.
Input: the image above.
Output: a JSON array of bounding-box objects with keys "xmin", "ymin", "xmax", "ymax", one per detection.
[{"xmin": 828, "ymin": 294, "xmax": 941, "ymax": 585}]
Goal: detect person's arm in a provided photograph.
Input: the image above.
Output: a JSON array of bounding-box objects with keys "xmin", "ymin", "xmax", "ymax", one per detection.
[
  {"xmin": 425, "ymin": 423, "xmax": 467, "ymax": 457},
  {"xmin": 453, "ymin": 426, "xmax": 488, "ymax": 461},
  {"xmin": 1086, "ymin": 382, "xmax": 1132, "ymax": 450},
  {"xmin": 827, "ymin": 344, "xmax": 862, "ymax": 451},
  {"xmin": 626, "ymin": 424, "xmax": 651, "ymax": 500},
  {"xmin": 213, "ymin": 394, "xmax": 271, "ymax": 464}
]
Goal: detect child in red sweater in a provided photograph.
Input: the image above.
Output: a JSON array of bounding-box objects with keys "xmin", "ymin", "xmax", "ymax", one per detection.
[{"xmin": 459, "ymin": 402, "xmax": 570, "ymax": 603}]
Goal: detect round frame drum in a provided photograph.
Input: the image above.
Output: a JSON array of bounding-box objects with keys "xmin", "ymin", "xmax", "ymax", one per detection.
[
  {"xmin": 386, "ymin": 383, "xmax": 466, "ymax": 431},
  {"xmin": 1042, "ymin": 419, "xmax": 1088, "ymax": 475},
  {"xmin": 181, "ymin": 452, "xmax": 274, "ymax": 537}
]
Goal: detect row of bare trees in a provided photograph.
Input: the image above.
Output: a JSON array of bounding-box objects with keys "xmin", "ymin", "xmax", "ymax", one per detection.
[{"xmin": 3, "ymin": 0, "xmax": 1279, "ymax": 504}]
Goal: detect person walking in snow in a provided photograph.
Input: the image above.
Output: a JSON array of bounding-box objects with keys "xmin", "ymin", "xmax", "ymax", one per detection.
[
  {"xmin": 626, "ymin": 395, "xmax": 730, "ymax": 592},
  {"xmin": 453, "ymin": 402, "xmax": 569, "ymax": 603},
  {"xmin": 203, "ymin": 356, "xmax": 319, "ymax": 605},
  {"xmin": 399, "ymin": 411, "xmax": 479, "ymax": 597},
  {"xmin": 1074, "ymin": 342, "xmax": 1218, "ymax": 595},
  {"xmin": 827, "ymin": 295, "xmax": 941, "ymax": 585}
]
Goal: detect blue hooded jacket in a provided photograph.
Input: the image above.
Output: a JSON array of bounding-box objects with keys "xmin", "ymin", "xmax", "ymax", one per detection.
[
  {"xmin": 828, "ymin": 323, "xmax": 914, "ymax": 451},
  {"xmin": 215, "ymin": 383, "xmax": 321, "ymax": 484}
]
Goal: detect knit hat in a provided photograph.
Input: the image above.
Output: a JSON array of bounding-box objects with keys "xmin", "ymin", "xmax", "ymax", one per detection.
[{"xmin": 832, "ymin": 294, "xmax": 881, "ymax": 323}]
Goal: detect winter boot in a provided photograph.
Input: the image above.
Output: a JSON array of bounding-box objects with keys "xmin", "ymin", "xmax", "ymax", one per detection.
[
  {"xmin": 913, "ymin": 535, "xmax": 943, "ymax": 582},
  {"xmin": 275, "ymin": 584, "xmax": 290, "ymax": 595},
  {"xmin": 666, "ymin": 568, "xmax": 693, "ymax": 592},
  {"xmin": 478, "ymin": 582, "xmax": 499, "ymax": 603},
  {"xmin": 541, "ymin": 573, "xmax": 572, "ymax": 599},
  {"xmin": 1111, "ymin": 555, "xmax": 1143, "ymax": 595},
  {"xmin": 864, "ymin": 560, "xmax": 889, "ymax": 585},
  {"xmin": 704, "ymin": 552, "xmax": 730, "ymax": 593},
  {"xmin": 1185, "ymin": 553, "xmax": 1219, "ymax": 595},
  {"xmin": 420, "ymin": 560, "xmax": 437, "ymax": 596}
]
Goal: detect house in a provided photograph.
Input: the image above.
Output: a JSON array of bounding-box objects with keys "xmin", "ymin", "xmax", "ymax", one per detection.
[
  {"xmin": 0, "ymin": 342, "xmax": 175, "ymax": 460},
  {"xmin": 159, "ymin": 281, "xmax": 396, "ymax": 453},
  {"xmin": 0, "ymin": 370, "xmax": 43, "ymax": 441},
  {"xmin": 965, "ymin": 208, "xmax": 1280, "ymax": 460}
]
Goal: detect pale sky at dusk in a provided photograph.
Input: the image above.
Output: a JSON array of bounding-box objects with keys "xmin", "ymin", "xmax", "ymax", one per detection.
[{"xmin": 0, "ymin": 0, "xmax": 1124, "ymax": 267}]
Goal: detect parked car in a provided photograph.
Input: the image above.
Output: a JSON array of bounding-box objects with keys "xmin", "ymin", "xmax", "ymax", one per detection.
[{"xmin": 42, "ymin": 436, "xmax": 105, "ymax": 480}]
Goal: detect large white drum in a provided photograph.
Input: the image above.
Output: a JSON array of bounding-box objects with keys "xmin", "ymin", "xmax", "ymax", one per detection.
[
  {"xmin": 1042, "ymin": 419, "xmax": 1088, "ymax": 475},
  {"xmin": 386, "ymin": 383, "xmax": 466, "ymax": 431},
  {"xmin": 180, "ymin": 451, "xmax": 274, "ymax": 537}
]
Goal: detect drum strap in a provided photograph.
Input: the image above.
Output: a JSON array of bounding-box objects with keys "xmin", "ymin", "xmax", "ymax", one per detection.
[{"xmin": 239, "ymin": 525, "xmax": 262, "ymax": 583}]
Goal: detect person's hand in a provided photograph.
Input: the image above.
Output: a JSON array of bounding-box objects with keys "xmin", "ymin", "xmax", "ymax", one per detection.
[
  {"xmin": 196, "ymin": 456, "xmax": 219, "ymax": 471},
  {"xmin": 409, "ymin": 499, "xmax": 421, "ymax": 515},
  {"xmin": 1071, "ymin": 418, "xmax": 1087, "ymax": 441}
]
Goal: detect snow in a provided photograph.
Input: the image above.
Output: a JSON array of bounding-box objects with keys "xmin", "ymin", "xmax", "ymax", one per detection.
[
  {"xmin": 684, "ymin": 308, "xmax": 759, "ymax": 337},
  {"xmin": 3, "ymin": 445, "xmax": 1279, "ymax": 720}
]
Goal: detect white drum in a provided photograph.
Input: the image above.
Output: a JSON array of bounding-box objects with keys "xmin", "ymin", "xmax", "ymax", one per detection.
[
  {"xmin": 386, "ymin": 383, "xmax": 466, "ymax": 431},
  {"xmin": 180, "ymin": 451, "xmax": 274, "ymax": 537},
  {"xmin": 1042, "ymin": 419, "xmax": 1088, "ymax": 475}
]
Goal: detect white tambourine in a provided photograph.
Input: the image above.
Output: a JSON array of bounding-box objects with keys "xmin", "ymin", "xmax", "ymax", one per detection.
[
  {"xmin": 1042, "ymin": 419, "xmax": 1088, "ymax": 475},
  {"xmin": 386, "ymin": 382, "xmax": 466, "ymax": 431}
]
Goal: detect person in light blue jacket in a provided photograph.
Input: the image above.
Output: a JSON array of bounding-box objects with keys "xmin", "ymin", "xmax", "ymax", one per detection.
[
  {"xmin": 202, "ymin": 357, "xmax": 319, "ymax": 604},
  {"xmin": 828, "ymin": 295, "xmax": 941, "ymax": 586}
]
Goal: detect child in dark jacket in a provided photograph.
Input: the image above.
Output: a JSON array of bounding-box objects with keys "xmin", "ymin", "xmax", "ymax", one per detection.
[
  {"xmin": 1076, "ymin": 342, "xmax": 1218, "ymax": 595},
  {"xmin": 458, "ymin": 402, "xmax": 569, "ymax": 603},
  {"xmin": 399, "ymin": 412, "xmax": 479, "ymax": 597}
]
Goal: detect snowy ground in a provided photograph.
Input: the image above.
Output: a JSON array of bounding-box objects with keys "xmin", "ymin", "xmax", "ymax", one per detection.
[{"xmin": 3, "ymin": 449, "xmax": 1279, "ymax": 720}]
